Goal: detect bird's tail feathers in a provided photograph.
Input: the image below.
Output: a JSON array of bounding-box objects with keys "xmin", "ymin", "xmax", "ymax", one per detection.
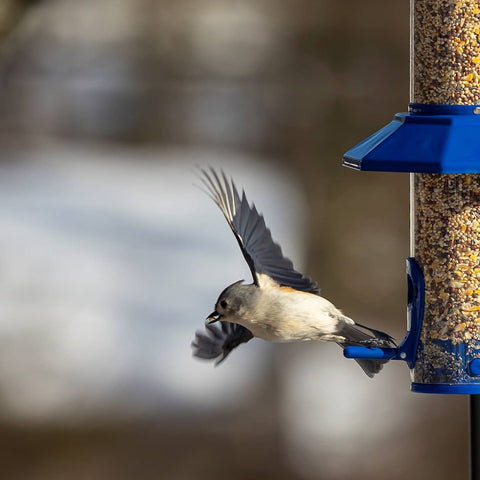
[{"xmin": 346, "ymin": 354, "xmax": 386, "ymax": 378}]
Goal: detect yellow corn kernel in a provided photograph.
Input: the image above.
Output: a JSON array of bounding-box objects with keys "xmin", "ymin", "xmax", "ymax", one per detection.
[{"xmin": 465, "ymin": 305, "xmax": 480, "ymax": 312}]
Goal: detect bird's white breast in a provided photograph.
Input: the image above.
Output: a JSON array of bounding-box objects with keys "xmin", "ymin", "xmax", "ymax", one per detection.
[{"xmin": 237, "ymin": 276, "xmax": 349, "ymax": 343}]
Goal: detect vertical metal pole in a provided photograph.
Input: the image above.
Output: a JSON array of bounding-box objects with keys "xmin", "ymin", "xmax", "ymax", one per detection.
[{"xmin": 471, "ymin": 396, "xmax": 480, "ymax": 480}]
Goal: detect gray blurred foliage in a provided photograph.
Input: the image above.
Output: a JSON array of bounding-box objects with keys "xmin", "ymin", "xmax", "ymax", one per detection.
[{"xmin": 0, "ymin": 1, "xmax": 469, "ymax": 480}]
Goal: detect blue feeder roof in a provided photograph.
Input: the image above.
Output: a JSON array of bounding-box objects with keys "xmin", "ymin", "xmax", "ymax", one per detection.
[{"xmin": 343, "ymin": 103, "xmax": 480, "ymax": 173}]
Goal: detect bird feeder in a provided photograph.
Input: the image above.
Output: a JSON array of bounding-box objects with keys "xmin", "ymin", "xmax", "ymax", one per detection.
[
  {"xmin": 343, "ymin": 0, "xmax": 480, "ymax": 393},
  {"xmin": 342, "ymin": 1, "xmax": 480, "ymax": 476}
]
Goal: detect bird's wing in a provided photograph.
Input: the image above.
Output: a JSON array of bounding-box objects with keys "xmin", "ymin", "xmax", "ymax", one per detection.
[
  {"xmin": 191, "ymin": 322, "xmax": 254, "ymax": 365},
  {"xmin": 199, "ymin": 168, "xmax": 319, "ymax": 294}
]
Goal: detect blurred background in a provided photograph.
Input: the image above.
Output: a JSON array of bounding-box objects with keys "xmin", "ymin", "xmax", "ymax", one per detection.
[{"xmin": 0, "ymin": 1, "xmax": 469, "ymax": 479}]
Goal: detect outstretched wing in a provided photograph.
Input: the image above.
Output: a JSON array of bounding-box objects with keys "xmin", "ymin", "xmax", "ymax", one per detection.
[
  {"xmin": 191, "ymin": 322, "xmax": 254, "ymax": 365},
  {"xmin": 199, "ymin": 168, "xmax": 319, "ymax": 294}
]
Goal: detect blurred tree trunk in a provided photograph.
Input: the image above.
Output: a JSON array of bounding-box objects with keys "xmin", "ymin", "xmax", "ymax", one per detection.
[{"xmin": 0, "ymin": 0, "xmax": 39, "ymax": 43}]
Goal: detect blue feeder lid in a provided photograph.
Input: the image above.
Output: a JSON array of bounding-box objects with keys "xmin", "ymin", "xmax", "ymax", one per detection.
[{"xmin": 343, "ymin": 103, "xmax": 480, "ymax": 173}]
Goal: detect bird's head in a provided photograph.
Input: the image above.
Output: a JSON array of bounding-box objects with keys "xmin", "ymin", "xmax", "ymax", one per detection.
[{"xmin": 207, "ymin": 280, "xmax": 257, "ymax": 324}]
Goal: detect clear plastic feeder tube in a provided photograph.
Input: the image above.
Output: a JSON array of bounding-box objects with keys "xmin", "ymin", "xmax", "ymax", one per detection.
[
  {"xmin": 412, "ymin": 174, "xmax": 480, "ymax": 384},
  {"xmin": 412, "ymin": 0, "xmax": 480, "ymax": 105},
  {"xmin": 411, "ymin": 0, "xmax": 480, "ymax": 386}
]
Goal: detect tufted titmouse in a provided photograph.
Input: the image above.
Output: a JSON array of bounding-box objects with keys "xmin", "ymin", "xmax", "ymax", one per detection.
[{"xmin": 191, "ymin": 168, "xmax": 395, "ymax": 377}]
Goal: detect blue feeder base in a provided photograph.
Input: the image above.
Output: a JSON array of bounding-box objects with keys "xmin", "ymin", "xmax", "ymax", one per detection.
[
  {"xmin": 412, "ymin": 383, "xmax": 480, "ymax": 394},
  {"xmin": 411, "ymin": 339, "xmax": 480, "ymax": 394}
]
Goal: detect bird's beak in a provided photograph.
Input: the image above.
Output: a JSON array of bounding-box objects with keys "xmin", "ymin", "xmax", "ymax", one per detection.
[{"xmin": 206, "ymin": 311, "xmax": 221, "ymax": 324}]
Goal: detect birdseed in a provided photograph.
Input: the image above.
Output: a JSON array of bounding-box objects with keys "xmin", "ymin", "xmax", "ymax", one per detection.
[
  {"xmin": 413, "ymin": 340, "xmax": 466, "ymax": 383},
  {"xmin": 413, "ymin": 0, "xmax": 480, "ymax": 104},
  {"xmin": 412, "ymin": 174, "xmax": 480, "ymax": 382},
  {"xmin": 410, "ymin": 1, "xmax": 480, "ymax": 382}
]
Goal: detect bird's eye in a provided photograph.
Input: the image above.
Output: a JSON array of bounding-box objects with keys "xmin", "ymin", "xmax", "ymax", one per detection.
[{"xmin": 220, "ymin": 300, "xmax": 228, "ymax": 309}]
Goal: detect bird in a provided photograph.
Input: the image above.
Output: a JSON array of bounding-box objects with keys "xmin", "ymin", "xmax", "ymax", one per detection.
[{"xmin": 191, "ymin": 168, "xmax": 395, "ymax": 377}]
